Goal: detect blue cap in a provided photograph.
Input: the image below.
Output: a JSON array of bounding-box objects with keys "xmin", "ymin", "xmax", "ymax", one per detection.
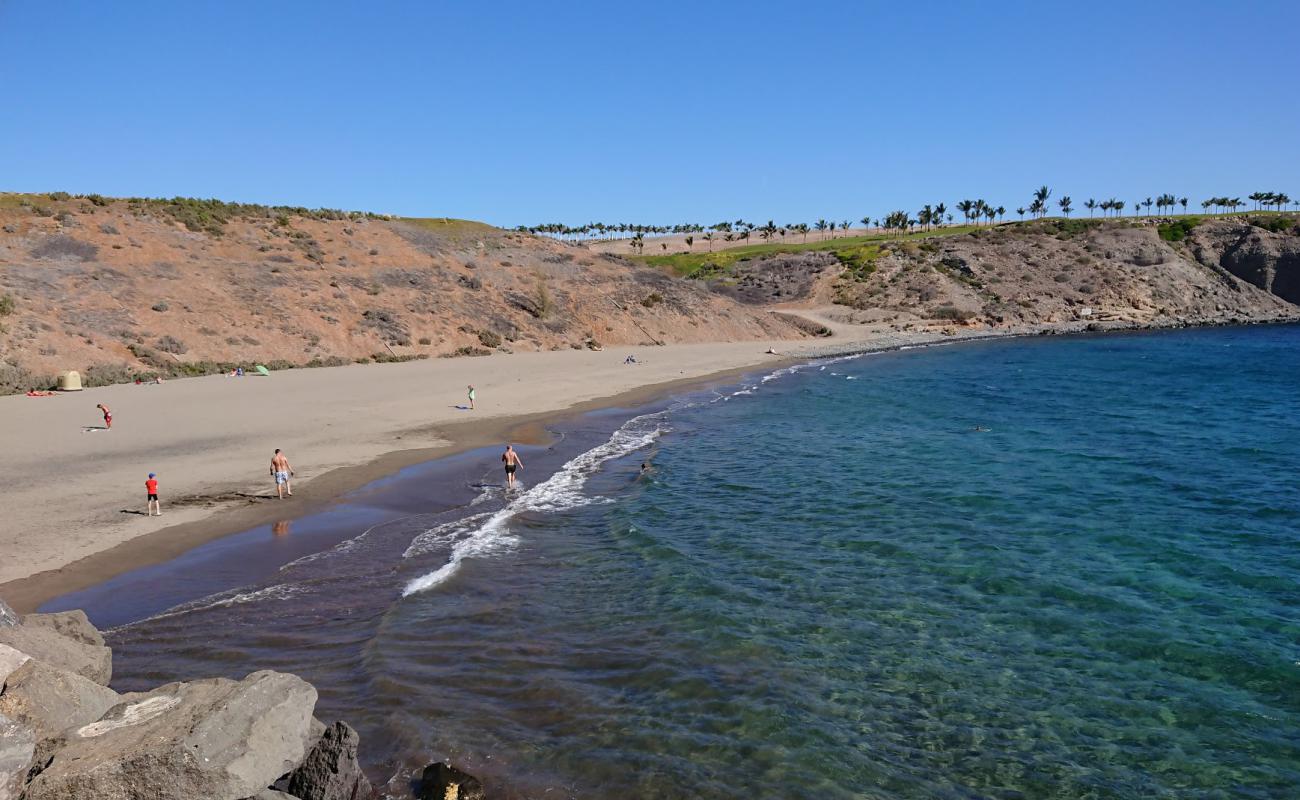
[{"xmin": 148, "ymin": 473, "xmax": 156, "ymax": 478}]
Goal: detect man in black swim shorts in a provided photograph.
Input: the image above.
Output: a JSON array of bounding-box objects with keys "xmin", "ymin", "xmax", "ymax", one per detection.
[{"xmin": 502, "ymin": 444, "xmax": 523, "ymax": 487}]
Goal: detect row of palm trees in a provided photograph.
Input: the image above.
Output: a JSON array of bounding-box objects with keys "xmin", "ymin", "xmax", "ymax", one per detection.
[{"xmin": 521, "ymin": 187, "xmax": 1297, "ymax": 248}]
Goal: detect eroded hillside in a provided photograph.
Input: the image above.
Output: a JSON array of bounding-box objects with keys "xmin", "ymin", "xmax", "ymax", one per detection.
[
  {"xmin": 0, "ymin": 195, "xmax": 803, "ymax": 391},
  {"xmin": 716, "ymin": 217, "xmax": 1300, "ymax": 330}
]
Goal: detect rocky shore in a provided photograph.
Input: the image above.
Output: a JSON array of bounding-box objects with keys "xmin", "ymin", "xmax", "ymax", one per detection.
[{"xmin": 0, "ymin": 598, "xmax": 483, "ymax": 800}]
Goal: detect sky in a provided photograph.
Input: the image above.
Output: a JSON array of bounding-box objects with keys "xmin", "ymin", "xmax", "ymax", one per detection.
[{"xmin": 1, "ymin": 1, "xmax": 1297, "ymax": 227}]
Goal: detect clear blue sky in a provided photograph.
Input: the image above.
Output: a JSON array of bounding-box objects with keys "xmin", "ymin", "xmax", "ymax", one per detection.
[{"xmin": 2, "ymin": 1, "xmax": 1297, "ymax": 227}]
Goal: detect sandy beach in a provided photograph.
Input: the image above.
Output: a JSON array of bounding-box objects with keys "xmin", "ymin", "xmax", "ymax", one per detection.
[
  {"xmin": 0, "ymin": 339, "xmax": 816, "ymax": 609},
  {"xmin": 0, "ymin": 316, "xmax": 1204, "ymax": 612}
]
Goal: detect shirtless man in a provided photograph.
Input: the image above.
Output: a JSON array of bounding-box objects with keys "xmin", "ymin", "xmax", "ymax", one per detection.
[
  {"xmin": 270, "ymin": 448, "xmax": 294, "ymax": 499},
  {"xmin": 501, "ymin": 444, "xmax": 523, "ymax": 487},
  {"xmin": 96, "ymin": 403, "xmax": 112, "ymax": 429}
]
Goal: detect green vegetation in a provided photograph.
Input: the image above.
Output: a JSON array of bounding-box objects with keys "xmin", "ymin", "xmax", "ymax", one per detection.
[
  {"xmin": 399, "ymin": 217, "xmax": 499, "ymax": 240},
  {"xmin": 0, "ymin": 293, "xmax": 14, "ymax": 316},
  {"xmin": 1249, "ymin": 215, "xmax": 1299, "ymax": 234},
  {"xmin": 642, "ymin": 227, "xmax": 978, "ymax": 279},
  {"xmin": 1158, "ymin": 217, "xmax": 1202, "ymax": 242}
]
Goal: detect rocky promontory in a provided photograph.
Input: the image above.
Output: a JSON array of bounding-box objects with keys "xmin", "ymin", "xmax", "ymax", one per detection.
[{"xmin": 0, "ymin": 598, "xmax": 481, "ymax": 800}]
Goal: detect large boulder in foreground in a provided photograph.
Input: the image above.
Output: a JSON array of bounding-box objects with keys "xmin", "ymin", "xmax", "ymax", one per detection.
[
  {"xmin": 0, "ymin": 713, "xmax": 35, "ymax": 800},
  {"xmin": 0, "ymin": 622, "xmax": 111, "ymax": 686},
  {"xmin": 286, "ymin": 720, "xmax": 372, "ymax": 800},
  {"xmin": 0, "ymin": 658, "xmax": 121, "ymax": 739},
  {"xmin": 0, "ymin": 645, "xmax": 30, "ymax": 685},
  {"xmin": 418, "ymin": 762, "xmax": 484, "ymax": 800},
  {"xmin": 22, "ymin": 670, "xmax": 317, "ymax": 800},
  {"xmin": 20, "ymin": 611, "xmax": 106, "ymax": 648}
]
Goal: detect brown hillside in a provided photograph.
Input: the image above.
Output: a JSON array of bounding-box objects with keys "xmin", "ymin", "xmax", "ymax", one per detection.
[
  {"xmin": 0, "ymin": 194, "xmax": 803, "ymax": 391},
  {"xmin": 794, "ymin": 217, "xmax": 1300, "ymax": 329}
]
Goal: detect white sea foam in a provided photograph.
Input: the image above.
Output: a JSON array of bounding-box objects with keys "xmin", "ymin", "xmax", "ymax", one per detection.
[
  {"xmin": 401, "ymin": 415, "xmax": 665, "ymax": 596},
  {"xmin": 110, "ymin": 583, "xmax": 304, "ymax": 631}
]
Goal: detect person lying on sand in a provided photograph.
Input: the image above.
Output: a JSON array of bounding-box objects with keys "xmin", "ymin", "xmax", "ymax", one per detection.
[
  {"xmin": 502, "ymin": 444, "xmax": 523, "ymax": 487},
  {"xmin": 96, "ymin": 403, "xmax": 112, "ymax": 429},
  {"xmin": 270, "ymin": 449, "xmax": 294, "ymax": 499},
  {"xmin": 624, "ymin": 355, "xmax": 638, "ymax": 364}
]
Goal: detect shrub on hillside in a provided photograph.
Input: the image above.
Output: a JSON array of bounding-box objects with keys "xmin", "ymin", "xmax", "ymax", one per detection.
[
  {"xmin": 0, "ymin": 294, "xmax": 14, "ymax": 316},
  {"xmin": 1157, "ymin": 218, "xmax": 1201, "ymax": 242},
  {"xmin": 932, "ymin": 305, "xmax": 976, "ymax": 322},
  {"xmin": 155, "ymin": 335, "xmax": 188, "ymax": 354},
  {"xmin": 477, "ymin": 329, "xmax": 502, "ymax": 348}
]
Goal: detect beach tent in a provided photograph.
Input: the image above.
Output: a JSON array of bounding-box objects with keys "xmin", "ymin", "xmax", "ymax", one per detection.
[
  {"xmin": 57, "ymin": 370, "xmax": 83, "ymax": 391},
  {"xmin": 254, "ymin": 365, "xmax": 270, "ymax": 376}
]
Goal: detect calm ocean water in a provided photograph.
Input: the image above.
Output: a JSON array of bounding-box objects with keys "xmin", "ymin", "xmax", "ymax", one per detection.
[{"xmin": 90, "ymin": 326, "xmax": 1300, "ymax": 798}]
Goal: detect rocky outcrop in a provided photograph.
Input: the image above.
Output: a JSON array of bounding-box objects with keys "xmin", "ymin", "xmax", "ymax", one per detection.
[
  {"xmin": 286, "ymin": 721, "xmax": 372, "ymax": 800},
  {"xmin": 23, "ymin": 671, "xmax": 317, "ymax": 800},
  {"xmin": 1190, "ymin": 218, "xmax": 1300, "ymax": 304},
  {"xmin": 0, "ymin": 621, "xmax": 111, "ymax": 686},
  {"xmin": 0, "ymin": 714, "xmax": 35, "ymax": 800},
  {"xmin": 0, "ymin": 599, "xmax": 486, "ymax": 800},
  {"xmin": 0, "ymin": 646, "xmax": 29, "ymax": 685},
  {"xmin": 0, "ymin": 658, "xmax": 121, "ymax": 739},
  {"xmin": 418, "ymin": 762, "xmax": 485, "ymax": 800},
  {"xmin": 19, "ymin": 612, "xmax": 105, "ymax": 649}
]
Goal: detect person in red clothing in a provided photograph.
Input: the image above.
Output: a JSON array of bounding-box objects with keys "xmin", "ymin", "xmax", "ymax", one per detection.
[
  {"xmin": 145, "ymin": 472, "xmax": 161, "ymax": 517},
  {"xmin": 97, "ymin": 403, "xmax": 112, "ymax": 429}
]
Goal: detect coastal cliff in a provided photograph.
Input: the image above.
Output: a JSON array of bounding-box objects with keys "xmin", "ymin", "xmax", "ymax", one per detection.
[{"xmin": 0, "ymin": 597, "xmax": 480, "ymax": 800}]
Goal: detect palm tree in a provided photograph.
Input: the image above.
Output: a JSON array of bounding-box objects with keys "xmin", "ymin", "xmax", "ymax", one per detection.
[
  {"xmin": 1033, "ymin": 186, "xmax": 1052, "ymax": 217},
  {"xmin": 1059, "ymin": 196, "xmax": 1073, "ymax": 217},
  {"xmin": 859, "ymin": 217, "xmax": 871, "ymax": 235},
  {"xmin": 1084, "ymin": 198, "xmax": 1097, "ymax": 218},
  {"xmin": 703, "ymin": 232, "xmax": 715, "ymax": 252},
  {"xmin": 935, "ymin": 203, "xmax": 947, "ymax": 227},
  {"xmin": 1016, "ymin": 207, "xmax": 1026, "ymax": 220},
  {"xmin": 956, "ymin": 199, "xmax": 975, "ymax": 224},
  {"xmin": 1178, "ymin": 197, "xmax": 1188, "ymax": 214},
  {"xmin": 1142, "ymin": 197, "xmax": 1153, "ymax": 216},
  {"xmin": 1276, "ymin": 193, "xmax": 1292, "ymax": 212},
  {"xmin": 685, "ymin": 235, "xmax": 694, "ymax": 251},
  {"xmin": 815, "ymin": 219, "xmax": 828, "ymax": 240}
]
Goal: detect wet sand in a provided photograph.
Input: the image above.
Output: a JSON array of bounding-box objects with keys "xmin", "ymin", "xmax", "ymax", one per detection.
[{"xmin": 0, "ymin": 343, "xmax": 791, "ymax": 612}]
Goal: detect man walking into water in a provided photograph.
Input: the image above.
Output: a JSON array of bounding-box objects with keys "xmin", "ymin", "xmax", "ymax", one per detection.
[
  {"xmin": 502, "ymin": 444, "xmax": 522, "ymax": 487},
  {"xmin": 270, "ymin": 448, "xmax": 294, "ymax": 499}
]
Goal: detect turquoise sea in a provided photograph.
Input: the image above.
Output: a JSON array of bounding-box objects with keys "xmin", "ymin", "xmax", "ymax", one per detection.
[{"xmin": 84, "ymin": 325, "xmax": 1300, "ymax": 798}]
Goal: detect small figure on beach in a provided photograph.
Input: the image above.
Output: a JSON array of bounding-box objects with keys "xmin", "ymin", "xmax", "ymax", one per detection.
[
  {"xmin": 96, "ymin": 403, "xmax": 112, "ymax": 429},
  {"xmin": 467, "ymin": 385, "xmax": 476, "ymax": 410},
  {"xmin": 502, "ymin": 444, "xmax": 523, "ymax": 487},
  {"xmin": 145, "ymin": 472, "xmax": 161, "ymax": 516},
  {"xmin": 765, "ymin": 347, "xmax": 779, "ymax": 355},
  {"xmin": 624, "ymin": 355, "xmax": 638, "ymax": 365},
  {"xmin": 270, "ymin": 448, "xmax": 295, "ymax": 499}
]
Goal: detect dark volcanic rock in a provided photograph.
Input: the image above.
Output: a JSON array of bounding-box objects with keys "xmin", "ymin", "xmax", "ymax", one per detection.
[
  {"xmin": 418, "ymin": 762, "xmax": 484, "ymax": 800},
  {"xmin": 286, "ymin": 721, "xmax": 372, "ymax": 800}
]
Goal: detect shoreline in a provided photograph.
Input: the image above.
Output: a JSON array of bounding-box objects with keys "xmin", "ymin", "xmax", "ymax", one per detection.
[
  {"xmin": 0, "ymin": 357, "xmax": 780, "ymax": 614},
  {"xmin": 5, "ymin": 315, "xmax": 1297, "ymax": 614}
]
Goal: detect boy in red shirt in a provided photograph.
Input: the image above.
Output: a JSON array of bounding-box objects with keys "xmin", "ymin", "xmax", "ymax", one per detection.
[{"xmin": 145, "ymin": 472, "xmax": 161, "ymax": 517}]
